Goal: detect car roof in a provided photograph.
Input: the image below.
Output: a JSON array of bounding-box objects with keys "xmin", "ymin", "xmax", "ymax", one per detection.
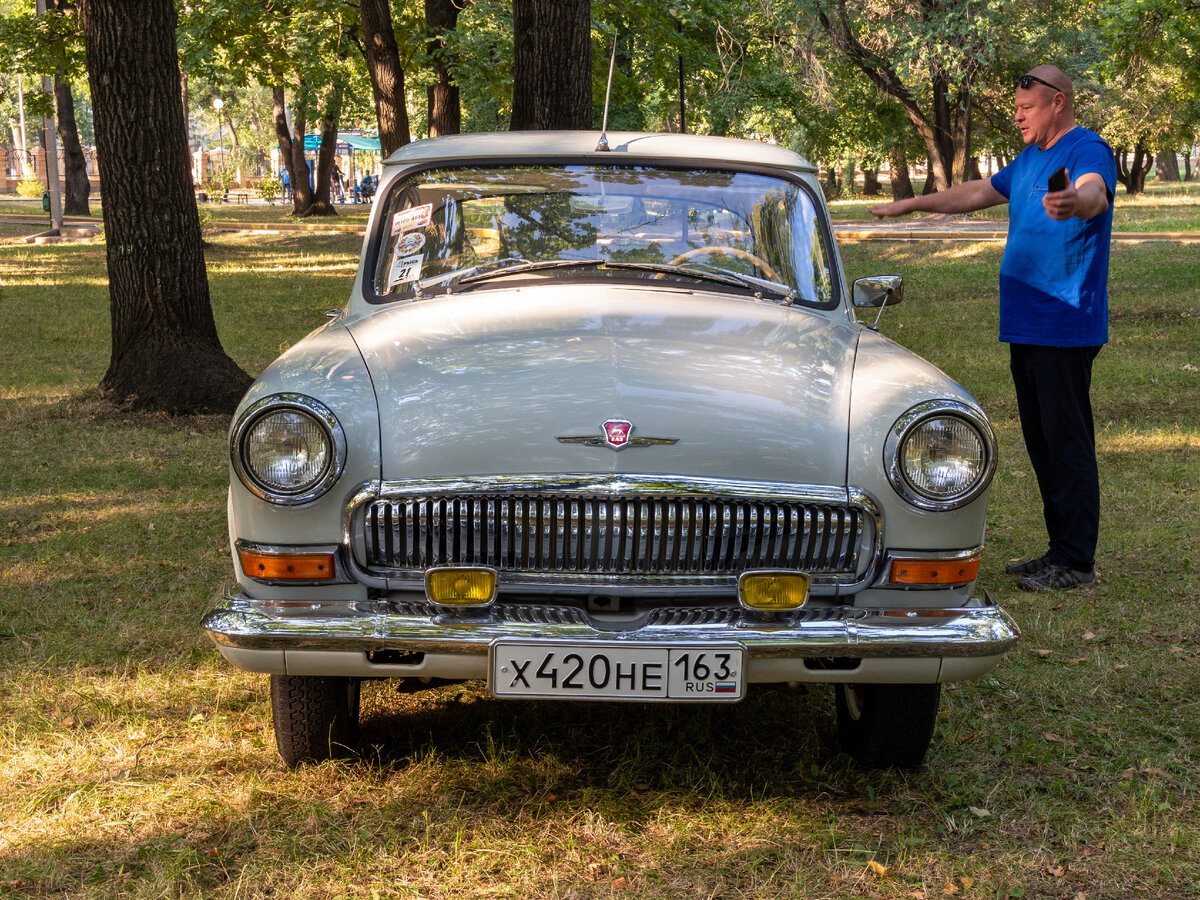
[{"xmin": 383, "ymin": 131, "xmax": 817, "ymax": 173}]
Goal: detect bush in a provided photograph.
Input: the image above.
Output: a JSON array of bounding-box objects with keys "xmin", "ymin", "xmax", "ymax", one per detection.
[
  {"xmin": 259, "ymin": 177, "xmax": 281, "ymax": 204},
  {"xmin": 16, "ymin": 177, "xmax": 44, "ymax": 199}
]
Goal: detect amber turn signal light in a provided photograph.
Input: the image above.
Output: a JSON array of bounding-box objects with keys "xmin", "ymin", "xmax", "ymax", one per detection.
[
  {"xmin": 425, "ymin": 567, "xmax": 498, "ymax": 607},
  {"xmin": 738, "ymin": 571, "xmax": 811, "ymax": 611},
  {"xmin": 889, "ymin": 554, "xmax": 981, "ymax": 585},
  {"xmin": 239, "ymin": 548, "xmax": 337, "ymax": 581}
]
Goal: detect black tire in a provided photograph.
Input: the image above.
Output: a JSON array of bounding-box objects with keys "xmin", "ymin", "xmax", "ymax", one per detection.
[
  {"xmin": 269, "ymin": 674, "xmax": 361, "ymax": 767},
  {"xmin": 835, "ymin": 682, "xmax": 941, "ymax": 769}
]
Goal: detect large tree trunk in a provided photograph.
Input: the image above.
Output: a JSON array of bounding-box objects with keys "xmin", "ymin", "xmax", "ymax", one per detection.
[
  {"xmin": 1155, "ymin": 151, "xmax": 1180, "ymax": 183},
  {"xmin": 359, "ymin": 0, "xmax": 410, "ymax": 156},
  {"xmin": 54, "ymin": 0, "xmax": 90, "ymax": 216},
  {"xmin": 272, "ymin": 84, "xmax": 315, "ymax": 216},
  {"xmin": 304, "ymin": 85, "xmax": 343, "ymax": 217},
  {"xmin": 888, "ymin": 145, "xmax": 914, "ymax": 200},
  {"xmin": 81, "ymin": 0, "xmax": 250, "ymax": 414},
  {"xmin": 510, "ymin": 0, "xmax": 592, "ymax": 130},
  {"xmin": 426, "ymin": 0, "xmax": 462, "ymax": 136},
  {"xmin": 54, "ymin": 75, "xmax": 91, "ymax": 216},
  {"xmin": 1116, "ymin": 144, "xmax": 1153, "ymax": 195}
]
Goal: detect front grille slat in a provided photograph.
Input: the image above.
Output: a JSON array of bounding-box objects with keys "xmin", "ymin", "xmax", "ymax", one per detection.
[{"xmin": 359, "ymin": 489, "xmax": 871, "ymax": 580}]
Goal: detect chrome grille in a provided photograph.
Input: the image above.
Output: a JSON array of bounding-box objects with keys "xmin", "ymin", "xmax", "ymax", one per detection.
[{"xmin": 354, "ymin": 481, "xmax": 873, "ymax": 583}]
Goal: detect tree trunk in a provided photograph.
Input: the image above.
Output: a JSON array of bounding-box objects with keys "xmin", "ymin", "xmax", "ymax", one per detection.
[
  {"xmin": 54, "ymin": 0, "xmax": 90, "ymax": 216},
  {"xmin": 1155, "ymin": 151, "xmax": 1180, "ymax": 183},
  {"xmin": 510, "ymin": 0, "xmax": 592, "ymax": 130},
  {"xmin": 359, "ymin": 0, "xmax": 410, "ymax": 156},
  {"xmin": 81, "ymin": 0, "xmax": 250, "ymax": 414},
  {"xmin": 304, "ymin": 85, "xmax": 343, "ymax": 217},
  {"xmin": 426, "ymin": 0, "xmax": 462, "ymax": 136},
  {"xmin": 888, "ymin": 145, "xmax": 914, "ymax": 200},
  {"xmin": 1116, "ymin": 144, "xmax": 1153, "ymax": 195},
  {"xmin": 272, "ymin": 84, "xmax": 315, "ymax": 216},
  {"xmin": 54, "ymin": 75, "xmax": 91, "ymax": 216},
  {"xmin": 862, "ymin": 166, "xmax": 882, "ymax": 196}
]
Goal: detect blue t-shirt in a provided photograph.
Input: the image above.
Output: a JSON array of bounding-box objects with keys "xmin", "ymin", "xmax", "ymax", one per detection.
[{"xmin": 990, "ymin": 127, "xmax": 1117, "ymax": 347}]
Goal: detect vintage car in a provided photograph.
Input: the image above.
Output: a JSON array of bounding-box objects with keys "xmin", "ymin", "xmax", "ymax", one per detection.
[{"xmin": 203, "ymin": 131, "xmax": 1020, "ymax": 769}]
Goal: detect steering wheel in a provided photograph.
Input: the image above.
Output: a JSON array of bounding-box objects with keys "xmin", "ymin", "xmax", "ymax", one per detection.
[{"xmin": 668, "ymin": 245, "xmax": 784, "ymax": 285}]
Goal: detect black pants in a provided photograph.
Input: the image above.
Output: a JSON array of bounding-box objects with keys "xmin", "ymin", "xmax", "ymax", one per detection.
[{"xmin": 1009, "ymin": 343, "xmax": 1102, "ymax": 572}]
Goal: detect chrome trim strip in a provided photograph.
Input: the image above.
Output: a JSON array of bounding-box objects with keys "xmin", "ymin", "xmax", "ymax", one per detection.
[{"xmin": 203, "ymin": 592, "xmax": 1019, "ymax": 660}]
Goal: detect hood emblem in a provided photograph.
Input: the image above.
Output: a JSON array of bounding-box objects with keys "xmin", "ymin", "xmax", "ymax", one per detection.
[{"xmin": 557, "ymin": 419, "xmax": 679, "ymax": 451}]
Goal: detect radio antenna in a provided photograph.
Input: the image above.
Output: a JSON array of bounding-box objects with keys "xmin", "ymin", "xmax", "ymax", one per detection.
[{"xmin": 596, "ymin": 37, "xmax": 618, "ymax": 152}]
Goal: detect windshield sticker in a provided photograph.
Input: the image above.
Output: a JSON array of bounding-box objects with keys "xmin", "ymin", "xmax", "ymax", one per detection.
[
  {"xmin": 391, "ymin": 203, "xmax": 433, "ymax": 235},
  {"xmin": 395, "ymin": 232, "xmax": 426, "ymax": 255},
  {"xmin": 387, "ymin": 253, "xmax": 424, "ymax": 288}
]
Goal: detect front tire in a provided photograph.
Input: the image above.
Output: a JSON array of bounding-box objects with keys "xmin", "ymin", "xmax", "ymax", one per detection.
[
  {"xmin": 270, "ymin": 675, "xmax": 361, "ymax": 766},
  {"xmin": 835, "ymin": 683, "xmax": 941, "ymax": 769}
]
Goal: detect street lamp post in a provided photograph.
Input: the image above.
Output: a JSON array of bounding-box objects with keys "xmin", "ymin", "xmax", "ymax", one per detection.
[{"xmin": 213, "ymin": 97, "xmax": 225, "ymax": 200}]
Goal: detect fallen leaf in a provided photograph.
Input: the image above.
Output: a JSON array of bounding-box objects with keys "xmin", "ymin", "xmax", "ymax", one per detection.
[
  {"xmin": 1082, "ymin": 631, "xmax": 1097, "ymax": 641},
  {"xmin": 1047, "ymin": 863, "xmax": 1069, "ymax": 877},
  {"xmin": 959, "ymin": 877, "xmax": 975, "ymax": 889},
  {"xmin": 1067, "ymin": 657, "xmax": 1089, "ymax": 664},
  {"xmin": 1170, "ymin": 646, "xmax": 1185, "ymax": 654},
  {"xmin": 942, "ymin": 883, "xmax": 959, "ymax": 895},
  {"xmin": 610, "ymin": 877, "xmax": 627, "ymax": 890},
  {"xmin": 1043, "ymin": 732, "xmax": 1066, "ymax": 743},
  {"xmin": 1033, "ymin": 649, "xmax": 1052, "ymax": 658},
  {"xmin": 868, "ymin": 860, "xmax": 894, "ymax": 877},
  {"xmin": 968, "ymin": 806, "xmax": 991, "ymax": 817}
]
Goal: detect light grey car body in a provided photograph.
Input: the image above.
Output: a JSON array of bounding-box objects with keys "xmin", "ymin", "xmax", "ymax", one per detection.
[{"xmin": 204, "ymin": 132, "xmax": 1018, "ymax": 767}]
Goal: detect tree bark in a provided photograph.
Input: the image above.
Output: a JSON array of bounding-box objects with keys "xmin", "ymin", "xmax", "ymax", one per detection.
[
  {"xmin": 54, "ymin": 74, "xmax": 91, "ymax": 216},
  {"xmin": 1116, "ymin": 144, "xmax": 1153, "ymax": 195},
  {"xmin": 426, "ymin": 0, "xmax": 462, "ymax": 136},
  {"xmin": 81, "ymin": 0, "xmax": 250, "ymax": 413},
  {"xmin": 1155, "ymin": 151, "xmax": 1180, "ymax": 183},
  {"xmin": 53, "ymin": 0, "xmax": 90, "ymax": 216},
  {"xmin": 888, "ymin": 145, "xmax": 914, "ymax": 200},
  {"xmin": 304, "ymin": 84, "xmax": 343, "ymax": 217},
  {"xmin": 359, "ymin": 0, "xmax": 410, "ymax": 156},
  {"xmin": 510, "ymin": 0, "xmax": 592, "ymax": 130},
  {"xmin": 272, "ymin": 84, "xmax": 315, "ymax": 216}
]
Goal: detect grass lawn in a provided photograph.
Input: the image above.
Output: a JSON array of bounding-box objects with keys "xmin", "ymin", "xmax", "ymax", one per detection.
[{"xmin": 0, "ymin": 226, "xmax": 1197, "ymax": 899}]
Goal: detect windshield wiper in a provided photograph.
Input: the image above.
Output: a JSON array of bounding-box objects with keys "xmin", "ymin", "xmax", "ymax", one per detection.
[
  {"xmin": 600, "ymin": 261, "xmax": 800, "ymax": 303},
  {"xmin": 456, "ymin": 257, "xmax": 607, "ymax": 286}
]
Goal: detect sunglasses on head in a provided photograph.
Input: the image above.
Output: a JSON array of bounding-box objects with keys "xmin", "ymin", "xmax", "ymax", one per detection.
[{"xmin": 1017, "ymin": 74, "xmax": 1065, "ymax": 94}]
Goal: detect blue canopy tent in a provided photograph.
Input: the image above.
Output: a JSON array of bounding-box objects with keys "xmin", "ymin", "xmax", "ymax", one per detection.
[{"xmin": 302, "ymin": 132, "xmax": 381, "ymax": 194}]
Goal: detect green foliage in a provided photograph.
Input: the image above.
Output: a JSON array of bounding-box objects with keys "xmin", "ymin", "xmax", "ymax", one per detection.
[
  {"xmin": 15, "ymin": 176, "xmax": 44, "ymax": 198},
  {"xmin": 259, "ymin": 176, "xmax": 281, "ymax": 203}
]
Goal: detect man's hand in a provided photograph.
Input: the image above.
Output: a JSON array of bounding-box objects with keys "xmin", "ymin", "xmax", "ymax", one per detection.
[
  {"xmin": 870, "ymin": 199, "xmax": 912, "ymax": 218},
  {"xmin": 1044, "ymin": 170, "xmax": 1109, "ymax": 221}
]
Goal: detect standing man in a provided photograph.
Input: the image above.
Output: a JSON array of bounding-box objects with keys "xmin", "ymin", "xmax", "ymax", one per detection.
[{"xmin": 871, "ymin": 65, "xmax": 1117, "ymax": 591}]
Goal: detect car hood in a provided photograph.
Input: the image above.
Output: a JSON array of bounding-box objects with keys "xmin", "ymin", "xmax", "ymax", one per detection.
[{"xmin": 345, "ymin": 284, "xmax": 858, "ymax": 487}]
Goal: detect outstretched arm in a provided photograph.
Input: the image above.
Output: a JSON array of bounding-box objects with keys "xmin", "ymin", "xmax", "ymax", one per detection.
[{"xmin": 870, "ymin": 178, "xmax": 1007, "ymax": 218}]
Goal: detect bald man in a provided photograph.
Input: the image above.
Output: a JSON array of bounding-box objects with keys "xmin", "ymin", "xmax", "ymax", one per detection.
[{"xmin": 871, "ymin": 66, "xmax": 1117, "ymax": 592}]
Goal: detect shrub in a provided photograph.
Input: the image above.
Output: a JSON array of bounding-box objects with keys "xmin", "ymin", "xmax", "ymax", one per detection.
[
  {"xmin": 16, "ymin": 177, "xmax": 44, "ymax": 199},
  {"xmin": 259, "ymin": 177, "xmax": 281, "ymax": 204}
]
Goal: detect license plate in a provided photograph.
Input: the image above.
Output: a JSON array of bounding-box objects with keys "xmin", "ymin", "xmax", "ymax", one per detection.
[{"xmin": 489, "ymin": 640, "xmax": 745, "ymax": 701}]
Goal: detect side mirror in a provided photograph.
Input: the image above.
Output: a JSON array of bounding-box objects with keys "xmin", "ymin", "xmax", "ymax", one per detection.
[{"xmin": 852, "ymin": 275, "xmax": 904, "ymax": 309}]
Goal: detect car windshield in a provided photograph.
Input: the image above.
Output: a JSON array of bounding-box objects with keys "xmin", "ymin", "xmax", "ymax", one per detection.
[{"xmin": 372, "ymin": 164, "xmax": 836, "ymax": 307}]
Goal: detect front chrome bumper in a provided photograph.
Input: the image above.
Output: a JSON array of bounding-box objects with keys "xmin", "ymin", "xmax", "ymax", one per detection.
[{"xmin": 203, "ymin": 592, "xmax": 1020, "ymax": 685}]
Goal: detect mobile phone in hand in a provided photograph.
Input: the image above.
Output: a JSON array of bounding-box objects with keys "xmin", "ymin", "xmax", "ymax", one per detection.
[{"xmin": 1048, "ymin": 167, "xmax": 1068, "ymax": 191}]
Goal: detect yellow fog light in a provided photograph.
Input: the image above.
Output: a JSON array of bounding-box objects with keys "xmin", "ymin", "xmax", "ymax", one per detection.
[
  {"xmin": 738, "ymin": 571, "xmax": 811, "ymax": 611},
  {"xmin": 424, "ymin": 567, "xmax": 498, "ymax": 607}
]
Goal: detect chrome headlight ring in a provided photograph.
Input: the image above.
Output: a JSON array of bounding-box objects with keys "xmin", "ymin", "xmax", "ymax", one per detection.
[
  {"xmin": 231, "ymin": 393, "xmax": 347, "ymax": 506},
  {"xmin": 884, "ymin": 400, "xmax": 996, "ymax": 511}
]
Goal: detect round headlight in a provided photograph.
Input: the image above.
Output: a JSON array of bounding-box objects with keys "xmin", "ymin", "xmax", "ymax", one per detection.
[
  {"xmin": 232, "ymin": 395, "xmax": 345, "ymax": 504},
  {"xmin": 886, "ymin": 402, "xmax": 995, "ymax": 510}
]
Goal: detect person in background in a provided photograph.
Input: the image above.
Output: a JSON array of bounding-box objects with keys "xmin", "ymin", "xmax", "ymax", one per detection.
[
  {"xmin": 870, "ymin": 64, "xmax": 1117, "ymax": 592},
  {"xmin": 279, "ymin": 166, "xmax": 291, "ymax": 201}
]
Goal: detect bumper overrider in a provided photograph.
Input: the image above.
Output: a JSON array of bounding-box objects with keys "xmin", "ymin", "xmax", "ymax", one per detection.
[{"xmin": 202, "ymin": 592, "xmax": 1020, "ymax": 686}]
